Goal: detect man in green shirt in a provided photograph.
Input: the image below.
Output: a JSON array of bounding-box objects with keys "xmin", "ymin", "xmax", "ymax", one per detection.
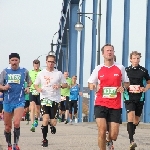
[
  {"xmin": 60, "ymin": 71, "xmax": 72, "ymax": 124},
  {"xmin": 29, "ymin": 59, "xmax": 41, "ymax": 132},
  {"xmin": 24, "ymin": 82, "xmax": 30, "ymax": 125}
]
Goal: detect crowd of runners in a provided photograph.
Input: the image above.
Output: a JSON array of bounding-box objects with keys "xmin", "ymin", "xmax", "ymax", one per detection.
[{"xmin": 0, "ymin": 43, "xmax": 150, "ymax": 150}]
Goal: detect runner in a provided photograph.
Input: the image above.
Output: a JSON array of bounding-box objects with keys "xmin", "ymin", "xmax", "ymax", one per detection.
[
  {"xmin": 124, "ymin": 51, "xmax": 150, "ymax": 149},
  {"xmin": 29, "ymin": 59, "xmax": 41, "ymax": 132},
  {"xmin": 69, "ymin": 75, "xmax": 82, "ymax": 124},
  {"xmin": 34, "ymin": 54, "xmax": 67, "ymax": 147},
  {"xmin": 0, "ymin": 91, "xmax": 3, "ymax": 120},
  {"xmin": 88, "ymin": 44, "xmax": 129, "ymax": 150},
  {"xmin": 24, "ymin": 82, "xmax": 30, "ymax": 125},
  {"xmin": 60, "ymin": 71, "xmax": 72, "ymax": 123},
  {"xmin": 0, "ymin": 53, "xmax": 31, "ymax": 150}
]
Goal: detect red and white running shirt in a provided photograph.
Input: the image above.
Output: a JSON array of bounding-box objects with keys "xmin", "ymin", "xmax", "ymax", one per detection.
[{"xmin": 88, "ymin": 63, "xmax": 129, "ymax": 109}]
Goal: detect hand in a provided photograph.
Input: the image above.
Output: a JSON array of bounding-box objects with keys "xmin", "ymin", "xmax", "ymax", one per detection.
[
  {"xmin": 37, "ymin": 88, "xmax": 42, "ymax": 93},
  {"xmin": 141, "ymin": 87, "xmax": 149, "ymax": 92},
  {"xmin": 24, "ymin": 87, "xmax": 30, "ymax": 94},
  {"xmin": 53, "ymin": 84, "xmax": 60, "ymax": 89},
  {"xmin": 117, "ymin": 86, "xmax": 124, "ymax": 93},
  {"xmin": 89, "ymin": 84, "xmax": 95, "ymax": 90},
  {"xmin": 3, "ymin": 84, "xmax": 10, "ymax": 90},
  {"xmin": 79, "ymin": 92, "xmax": 82, "ymax": 96}
]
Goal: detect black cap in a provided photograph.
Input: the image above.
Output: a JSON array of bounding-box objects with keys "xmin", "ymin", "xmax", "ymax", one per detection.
[{"xmin": 9, "ymin": 53, "xmax": 20, "ymax": 60}]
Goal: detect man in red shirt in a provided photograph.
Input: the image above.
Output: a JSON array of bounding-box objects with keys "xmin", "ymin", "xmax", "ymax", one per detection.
[{"xmin": 88, "ymin": 44, "xmax": 130, "ymax": 150}]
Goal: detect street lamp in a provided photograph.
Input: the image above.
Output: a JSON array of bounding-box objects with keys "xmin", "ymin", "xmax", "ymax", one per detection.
[{"xmin": 75, "ymin": 1, "xmax": 102, "ymax": 122}]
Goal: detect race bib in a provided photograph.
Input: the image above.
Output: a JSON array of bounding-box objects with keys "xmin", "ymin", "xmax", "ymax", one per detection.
[
  {"xmin": 7, "ymin": 74, "xmax": 21, "ymax": 84},
  {"xmin": 129, "ymin": 85, "xmax": 140, "ymax": 93},
  {"xmin": 103, "ymin": 87, "xmax": 117, "ymax": 98},
  {"xmin": 32, "ymin": 90, "xmax": 39, "ymax": 95},
  {"xmin": 41, "ymin": 99, "xmax": 53, "ymax": 107},
  {"xmin": 61, "ymin": 96, "xmax": 66, "ymax": 101}
]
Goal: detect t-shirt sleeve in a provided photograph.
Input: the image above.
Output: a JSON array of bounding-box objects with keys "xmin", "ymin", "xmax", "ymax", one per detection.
[
  {"xmin": 87, "ymin": 66, "xmax": 100, "ymax": 84},
  {"xmin": 34, "ymin": 72, "xmax": 41, "ymax": 85},
  {"xmin": 121, "ymin": 66, "xmax": 129, "ymax": 82},
  {"xmin": 144, "ymin": 70, "xmax": 150, "ymax": 81},
  {"xmin": 0, "ymin": 70, "xmax": 6, "ymax": 85}
]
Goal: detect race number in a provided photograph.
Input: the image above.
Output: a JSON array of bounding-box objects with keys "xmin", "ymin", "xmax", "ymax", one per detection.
[
  {"xmin": 129, "ymin": 85, "xmax": 140, "ymax": 93},
  {"xmin": 41, "ymin": 99, "xmax": 53, "ymax": 107},
  {"xmin": 32, "ymin": 90, "xmax": 39, "ymax": 95},
  {"xmin": 103, "ymin": 87, "xmax": 117, "ymax": 98}
]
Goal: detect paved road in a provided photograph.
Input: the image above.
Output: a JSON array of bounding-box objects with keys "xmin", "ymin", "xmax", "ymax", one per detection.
[{"xmin": 0, "ymin": 121, "xmax": 150, "ymax": 150}]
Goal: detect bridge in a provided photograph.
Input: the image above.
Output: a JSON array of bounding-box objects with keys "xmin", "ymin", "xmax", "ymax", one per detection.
[{"xmin": 53, "ymin": 0, "xmax": 150, "ymax": 123}]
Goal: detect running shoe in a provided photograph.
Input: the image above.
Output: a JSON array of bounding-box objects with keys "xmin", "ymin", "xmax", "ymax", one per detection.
[
  {"xmin": 34, "ymin": 120, "xmax": 38, "ymax": 127},
  {"xmin": 106, "ymin": 140, "xmax": 114, "ymax": 150},
  {"xmin": 30, "ymin": 124, "xmax": 35, "ymax": 132},
  {"xmin": 130, "ymin": 141, "xmax": 137, "ymax": 150},
  {"xmin": 12, "ymin": 144, "xmax": 20, "ymax": 150},
  {"xmin": 41, "ymin": 139, "xmax": 48, "ymax": 147}
]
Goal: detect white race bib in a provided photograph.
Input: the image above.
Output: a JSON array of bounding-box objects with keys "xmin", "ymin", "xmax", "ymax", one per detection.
[
  {"xmin": 129, "ymin": 85, "xmax": 140, "ymax": 93},
  {"xmin": 41, "ymin": 99, "xmax": 53, "ymax": 107},
  {"xmin": 61, "ymin": 96, "xmax": 66, "ymax": 101},
  {"xmin": 103, "ymin": 87, "xmax": 117, "ymax": 98},
  {"xmin": 32, "ymin": 90, "xmax": 39, "ymax": 95},
  {"xmin": 7, "ymin": 74, "xmax": 21, "ymax": 84}
]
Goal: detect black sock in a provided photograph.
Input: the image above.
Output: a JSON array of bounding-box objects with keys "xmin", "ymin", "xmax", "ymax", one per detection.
[
  {"xmin": 4, "ymin": 131, "xmax": 11, "ymax": 146},
  {"xmin": 42, "ymin": 125, "xmax": 48, "ymax": 140},
  {"xmin": 62, "ymin": 114, "xmax": 65, "ymax": 122},
  {"xmin": 127, "ymin": 122, "xmax": 134, "ymax": 143},
  {"xmin": 14, "ymin": 127, "xmax": 20, "ymax": 144}
]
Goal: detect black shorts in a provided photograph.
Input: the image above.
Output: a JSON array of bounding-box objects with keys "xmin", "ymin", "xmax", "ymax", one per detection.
[
  {"xmin": 29, "ymin": 92, "xmax": 41, "ymax": 105},
  {"xmin": 41, "ymin": 102, "xmax": 58, "ymax": 119},
  {"xmin": 60, "ymin": 96, "xmax": 69, "ymax": 110},
  {"xmin": 125, "ymin": 100, "xmax": 144, "ymax": 117},
  {"xmin": 69, "ymin": 100, "xmax": 78, "ymax": 114},
  {"xmin": 94, "ymin": 106, "xmax": 122, "ymax": 123},
  {"xmin": 0, "ymin": 104, "xmax": 3, "ymax": 113},
  {"xmin": 24, "ymin": 101, "xmax": 30, "ymax": 108}
]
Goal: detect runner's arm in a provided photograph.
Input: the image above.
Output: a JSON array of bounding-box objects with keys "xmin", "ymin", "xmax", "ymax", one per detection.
[
  {"xmin": 122, "ymin": 66, "xmax": 130, "ymax": 89},
  {"xmin": 34, "ymin": 73, "xmax": 41, "ymax": 90},
  {"xmin": 25, "ymin": 69, "xmax": 32, "ymax": 87},
  {"xmin": 0, "ymin": 70, "xmax": 6, "ymax": 90},
  {"xmin": 60, "ymin": 74, "xmax": 68, "ymax": 88},
  {"xmin": 87, "ymin": 67, "xmax": 99, "ymax": 90},
  {"xmin": 144, "ymin": 70, "xmax": 150, "ymax": 90}
]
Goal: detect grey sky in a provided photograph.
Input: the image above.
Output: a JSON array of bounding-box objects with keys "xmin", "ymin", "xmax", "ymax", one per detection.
[{"xmin": 0, "ymin": 0, "xmax": 147, "ymax": 86}]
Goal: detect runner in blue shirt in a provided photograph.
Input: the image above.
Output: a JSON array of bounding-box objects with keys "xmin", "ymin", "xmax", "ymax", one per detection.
[
  {"xmin": 69, "ymin": 75, "xmax": 82, "ymax": 124},
  {"xmin": 0, "ymin": 53, "xmax": 31, "ymax": 150}
]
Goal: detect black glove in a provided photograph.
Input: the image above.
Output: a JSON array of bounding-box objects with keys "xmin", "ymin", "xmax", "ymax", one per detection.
[{"xmin": 50, "ymin": 126, "xmax": 56, "ymax": 134}]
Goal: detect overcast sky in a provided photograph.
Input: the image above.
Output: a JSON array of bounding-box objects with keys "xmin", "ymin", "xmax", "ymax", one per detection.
[{"xmin": 0, "ymin": 0, "xmax": 147, "ymax": 86}]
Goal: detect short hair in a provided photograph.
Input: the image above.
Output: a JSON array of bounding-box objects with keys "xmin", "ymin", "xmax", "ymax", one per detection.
[
  {"xmin": 130, "ymin": 51, "xmax": 142, "ymax": 59},
  {"xmin": 101, "ymin": 44, "xmax": 114, "ymax": 54},
  {"xmin": 46, "ymin": 55, "xmax": 56, "ymax": 61},
  {"xmin": 33, "ymin": 59, "xmax": 40, "ymax": 64}
]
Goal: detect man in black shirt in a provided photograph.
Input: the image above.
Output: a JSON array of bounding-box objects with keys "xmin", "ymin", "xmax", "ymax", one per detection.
[{"xmin": 124, "ymin": 51, "xmax": 150, "ymax": 149}]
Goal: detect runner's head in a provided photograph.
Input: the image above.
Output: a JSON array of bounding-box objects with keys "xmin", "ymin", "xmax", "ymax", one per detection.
[
  {"xmin": 46, "ymin": 55, "xmax": 56, "ymax": 70},
  {"xmin": 33, "ymin": 59, "xmax": 40, "ymax": 71},
  {"xmin": 130, "ymin": 51, "xmax": 141, "ymax": 67},
  {"xmin": 101, "ymin": 44, "xmax": 114, "ymax": 61},
  {"xmin": 72, "ymin": 75, "xmax": 77, "ymax": 83},
  {"xmin": 64, "ymin": 71, "xmax": 69, "ymax": 79},
  {"xmin": 9, "ymin": 53, "xmax": 20, "ymax": 70},
  {"xmin": 114, "ymin": 55, "xmax": 116, "ymax": 62}
]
